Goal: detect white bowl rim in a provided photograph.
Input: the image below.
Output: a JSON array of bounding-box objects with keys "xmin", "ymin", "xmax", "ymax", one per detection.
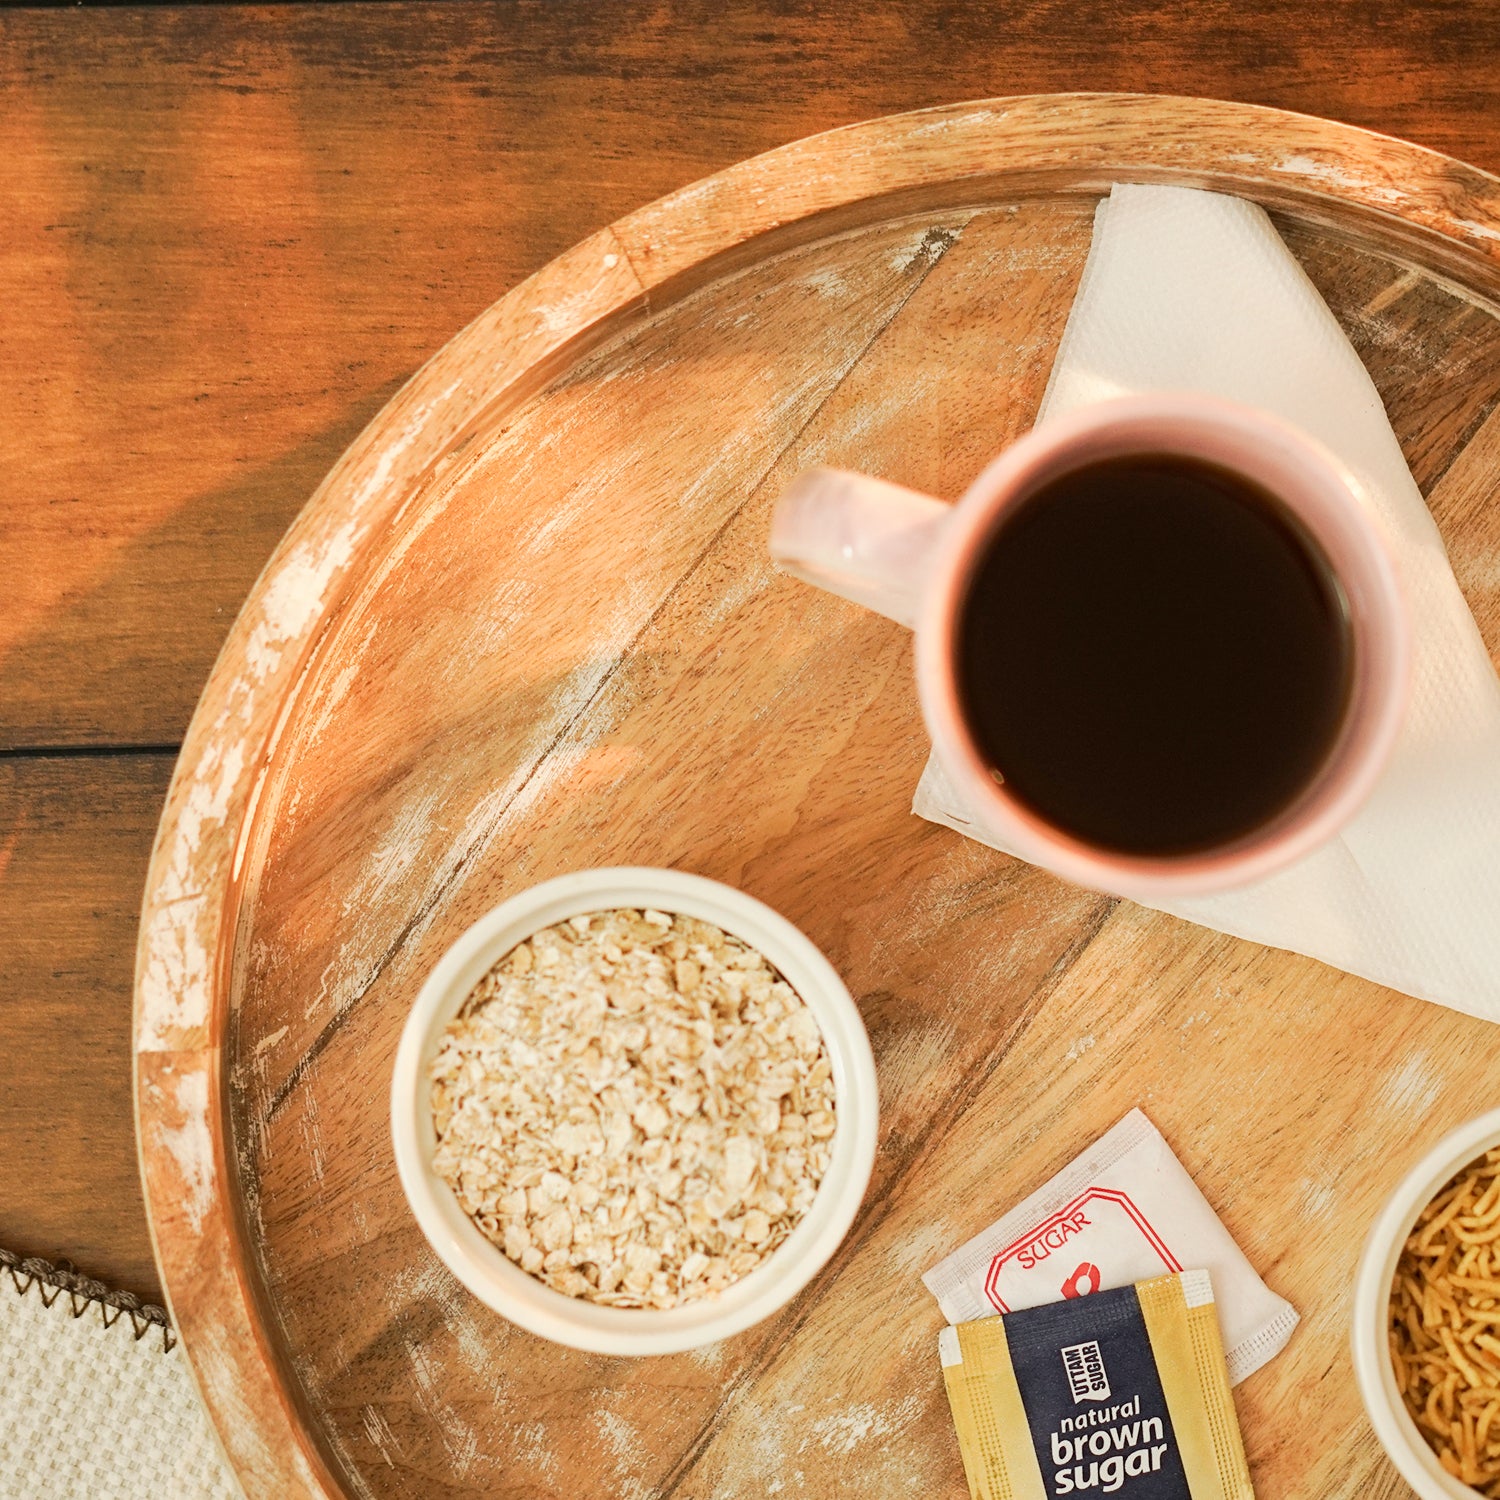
[
  {"xmin": 1352, "ymin": 1106, "xmax": 1500, "ymax": 1500},
  {"xmin": 391, "ymin": 866, "xmax": 879, "ymax": 1356}
]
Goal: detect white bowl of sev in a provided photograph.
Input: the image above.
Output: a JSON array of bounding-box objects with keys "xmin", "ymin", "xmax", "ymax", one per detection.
[
  {"xmin": 1354, "ymin": 1108, "xmax": 1500, "ymax": 1499},
  {"xmin": 391, "ymin": 867, "xmax": 879, "ymax": 1356}
]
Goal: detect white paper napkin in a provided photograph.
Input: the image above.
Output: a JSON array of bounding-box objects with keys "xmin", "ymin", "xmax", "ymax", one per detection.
[{"xmin": 914, "ymin": 183, "xmax": 1500, "ymax": 1020}]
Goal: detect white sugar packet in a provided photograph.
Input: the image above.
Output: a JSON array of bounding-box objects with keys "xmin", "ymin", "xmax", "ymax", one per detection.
[
  {"xmin": 913, "ymin": 182, "xmax": 1500, "ymax": 1020},
  {"xmin": 923, "ymin": 1109, "xmax": 1298, "ymax": 1384}
]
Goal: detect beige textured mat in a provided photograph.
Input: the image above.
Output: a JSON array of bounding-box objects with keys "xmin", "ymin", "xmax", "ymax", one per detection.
[{"xmin": 0, "ymin": 1252, "xmax": 239, "ymax": 1500}]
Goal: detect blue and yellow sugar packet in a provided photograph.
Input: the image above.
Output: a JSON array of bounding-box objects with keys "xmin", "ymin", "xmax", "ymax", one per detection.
[{"xmin": 939, "ymin": 1270, "xmax": 1254, "ymax": 1499}]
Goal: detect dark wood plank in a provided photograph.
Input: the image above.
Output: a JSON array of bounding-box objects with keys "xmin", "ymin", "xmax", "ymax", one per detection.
[
  {"xmin": 0, "ymin": 753, "xmax": 172, "ymax": 1303},
  {"xmin": 4, "ymin": 1, "xmax": 1500, "ymax": 747}
]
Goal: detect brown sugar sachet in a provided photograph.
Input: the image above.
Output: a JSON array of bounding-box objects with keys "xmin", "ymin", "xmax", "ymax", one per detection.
[{"xmin": 939, "ymin": 1270, "xmax": 1253, "ymax": 1499}]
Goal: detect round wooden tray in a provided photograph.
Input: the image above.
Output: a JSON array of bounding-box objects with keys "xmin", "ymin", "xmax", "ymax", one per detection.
[{"xmin": 135, "ymin": 94, "xmax": 1500, "ymax": 1499}]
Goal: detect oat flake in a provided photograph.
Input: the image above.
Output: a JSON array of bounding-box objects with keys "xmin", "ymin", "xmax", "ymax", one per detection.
[{"xmin": 430, "ymin": 908, "xmax": 836, "ymax": 1308}]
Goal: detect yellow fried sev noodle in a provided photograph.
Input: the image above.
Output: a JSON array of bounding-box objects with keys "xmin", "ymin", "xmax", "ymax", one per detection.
[{"xmin": 1392, "ymin": 1146, "xmax": 1500, "ymax": 1495}]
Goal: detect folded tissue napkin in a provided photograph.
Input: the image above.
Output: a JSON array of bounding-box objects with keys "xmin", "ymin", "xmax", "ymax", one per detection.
[{"xmin": 914, "ymin": 183, "xmax": 1500, "ymax": 1021}]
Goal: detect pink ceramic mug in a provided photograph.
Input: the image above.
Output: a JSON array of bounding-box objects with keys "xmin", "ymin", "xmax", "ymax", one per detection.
[{"xmin": 769, "ymin": 393, "xmax": 1410, "ymax": 899}]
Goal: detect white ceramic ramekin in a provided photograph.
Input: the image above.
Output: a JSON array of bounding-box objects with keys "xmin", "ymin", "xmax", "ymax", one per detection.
[
  {"xmin": 391, "ymin": 867, "xmax": 879, "ymax": 1356},
  {"xmin": 1353, "ymin": 1108, "xmax": 1500, "ymax": 1499}
]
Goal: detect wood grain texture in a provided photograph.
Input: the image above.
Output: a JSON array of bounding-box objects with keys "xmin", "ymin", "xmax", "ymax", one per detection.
[
  {"xmin": 0, "ymin": 753, "xmax": 172, "ymax": 1303},
  {"xmin": 6, "ymin": 2, "xmax": 1500, "ymax": 747},
  {"xmin": 8, "ymin": 0, "xmax": 1499, "ymax": 1316},
  {"xmin": 130, "ymin": 96, "xmax": 1500, "ymax": 1499}
]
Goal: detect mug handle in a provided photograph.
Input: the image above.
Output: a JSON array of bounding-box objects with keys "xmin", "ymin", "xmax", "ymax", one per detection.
[{"xmin": 768, "ymin": 468, "xmax": 951, "ymax": 629}]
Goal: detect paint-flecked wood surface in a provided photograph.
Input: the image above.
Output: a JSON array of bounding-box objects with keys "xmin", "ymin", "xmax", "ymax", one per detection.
[
  {"xmin": 0, "ymin": 754, "xmax": 174, "ymax": 1299},
  {"xmin": 134, "ymin": 97, "xmax": 1500, "ymax": 1499}
]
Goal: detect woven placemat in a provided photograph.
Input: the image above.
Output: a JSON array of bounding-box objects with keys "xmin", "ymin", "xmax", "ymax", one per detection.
[{"xmin": 0, "ymin": 1250, "xmax": 240, "ymax": 1500}]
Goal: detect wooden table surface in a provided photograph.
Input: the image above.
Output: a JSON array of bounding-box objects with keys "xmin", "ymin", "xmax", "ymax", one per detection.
[{"xmin": 4, "ymin": 0, "xmax": 1500, "ymax": 1319}]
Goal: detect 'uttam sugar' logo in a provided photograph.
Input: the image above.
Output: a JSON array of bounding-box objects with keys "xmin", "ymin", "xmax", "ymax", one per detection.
[{"xmin": 1061, "ymin": 1341, "xmax": 1110, "ymax": 1403}]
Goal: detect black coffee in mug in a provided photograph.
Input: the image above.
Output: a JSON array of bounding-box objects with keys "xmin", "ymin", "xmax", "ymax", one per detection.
[{"xmin": 956, "ymin": 454, "xmax": 1355, "ymax": 857}]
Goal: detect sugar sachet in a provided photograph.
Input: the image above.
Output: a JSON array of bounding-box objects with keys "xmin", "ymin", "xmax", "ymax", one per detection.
[
  {"xmin": 940, "ymin": 1269, "xmax": 1254, "ymax": 1498},
  {"xmin": 924, "ymin": 1110, "xmax": 1296, "ymax": 1384}
]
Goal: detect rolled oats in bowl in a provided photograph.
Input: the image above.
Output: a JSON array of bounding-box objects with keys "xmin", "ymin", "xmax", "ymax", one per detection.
[{"xmin": 428, "ymin": 907, "xmax": 837, "ymax": 1310}]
